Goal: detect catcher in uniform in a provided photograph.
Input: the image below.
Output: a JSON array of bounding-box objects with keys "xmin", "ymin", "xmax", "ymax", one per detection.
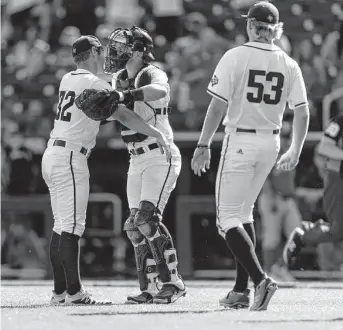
[
  {"xmin": 42, "ymin": 35, "xmax": 171, "ymax": 305},
  {"xmin": 99, "ymin": 26, "xmax": 186, "ymax": 304},
  {"xmin": 283, "ymin": 113, "xmax": 343, "ymax": 265},
  {"xmin": 191, "ymin": 1, "xmax": 309, "ymax": 311}
]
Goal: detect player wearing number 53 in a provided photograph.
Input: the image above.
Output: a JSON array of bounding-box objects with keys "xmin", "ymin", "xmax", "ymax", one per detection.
[
  {"xmin": 191, "ymin": 1, "xmax": 309, "ymax": 311},
  {"xmin": 41, "ymin": 35, "xmax": 171, "ymax": 306}
]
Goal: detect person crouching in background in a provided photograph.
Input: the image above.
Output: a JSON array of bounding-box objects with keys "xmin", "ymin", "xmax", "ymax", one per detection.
[{"xmin": 257, "ymin": 120, "xmax": 302, "ymax": 282}]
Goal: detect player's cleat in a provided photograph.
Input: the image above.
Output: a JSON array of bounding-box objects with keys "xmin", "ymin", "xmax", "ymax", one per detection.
[
  {"xmin": 65, "ymin": 287, "xmax": 112, "ymax": 305},
  {"xmin": 126, "ymin": 291, "xmax": 154, "ymax": 304},
  {"xmin": 219, "ymin": 289, "xmax": 250, "ymax": 309},
  {"xmin": 283, "ymin": 227, "xmax": 305, "ymax": 266},
  {"xmin": 153, "ymin": 282, "xmax": 187, "ymax": 304},
  {"xmin": 50, "ymin": 290, "xmax": 67, "ymax": 305},
  {"xmin": 250, "ymin": 277, "xmax": 278, "ymax": 311}
]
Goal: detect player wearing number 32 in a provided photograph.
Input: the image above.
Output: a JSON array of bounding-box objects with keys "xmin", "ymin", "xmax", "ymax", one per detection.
[
  {"xmin": 191, "ymin": 1, "xmax": 309, "ymax": 311},
  {"xmin": 41, "ymin": 35, "xmax": 171, "ymax": 306}
]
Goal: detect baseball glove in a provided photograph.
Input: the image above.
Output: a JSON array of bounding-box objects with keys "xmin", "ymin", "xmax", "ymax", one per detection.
[{"xmin": 75, "ymin": 89, "xmax": 119, "ymax": 121}]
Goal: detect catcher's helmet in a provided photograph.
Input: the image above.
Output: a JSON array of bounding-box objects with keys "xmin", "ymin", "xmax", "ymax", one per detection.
[{"xmin": 104, "ymin": 26, "xmax": 155, "ymax": 74}]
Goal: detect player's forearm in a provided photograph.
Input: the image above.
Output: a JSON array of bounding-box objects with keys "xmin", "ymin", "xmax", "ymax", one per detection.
[
  {"xmin": 113, "ymin": 106, "xmax": 162, "ymax": 139},
  {"xmin": 118, "ymin": 84, "xmax": 167, "ymax": 102},
  {"xmin": 317, "ymin": 137, "xmax": 343, "ymax": 160},
  {"xmin": 290, "ymin": 105, "xmax": 310, "ymax": 156},
  {"xmin": 198, "ymin": 98, "xmax": 227, "ymax": 145}
]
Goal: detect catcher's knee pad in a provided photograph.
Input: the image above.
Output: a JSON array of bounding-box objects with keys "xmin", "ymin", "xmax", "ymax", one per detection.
[
  {"xmin": 124, "ymin": 208, "xmax": 145, "ymax": 245},
  {"xmin": 134, "ymin": 201, "xmax": 161, "ymax": 239},
  {"xmin": 134, "ymin": 241, "xmax": 158, "ymax": 292}
]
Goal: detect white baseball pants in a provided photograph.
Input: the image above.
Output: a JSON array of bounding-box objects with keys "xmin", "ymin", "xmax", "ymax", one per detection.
[
  {"xmin": 42, "ymin": 146, "xmax": 89, "ymax": 237},
  {"xmin": 216, "ymin": 131, "xmax": 280, "ymax": 237},
  {"xmin": 126, "ymin": 143, "xmax": 181, "ymax": 213}
]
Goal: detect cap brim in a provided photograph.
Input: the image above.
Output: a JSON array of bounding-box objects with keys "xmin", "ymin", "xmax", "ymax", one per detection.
[{"xmin": 241, "ymin": 14, "xmax": 248, "ymax": 18}]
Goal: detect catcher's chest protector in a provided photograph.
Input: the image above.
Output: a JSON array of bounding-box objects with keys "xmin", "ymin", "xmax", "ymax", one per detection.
[{"xmin": 116, "ymin": 65, "xmax": 156, "ymax": 143}]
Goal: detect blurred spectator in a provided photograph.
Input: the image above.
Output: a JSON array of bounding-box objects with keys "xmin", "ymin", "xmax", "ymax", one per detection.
[
  {"xmin": 150, "ymin": 0, "xmax": 184, "ymax": 42},
  {"xmin": 4, "ymin": 130, "xmax": 34, "ymax": 195},
  {"xmin": 168, "ymin": 12, "xmax": 231, "ymax": 129},
  {"xmin": 106, "ymin": 0, "xmax": 141, "ymax": 28},
  {"xmin": 258, "ymin": 122, "xmax": 302, "ymax": 282}
]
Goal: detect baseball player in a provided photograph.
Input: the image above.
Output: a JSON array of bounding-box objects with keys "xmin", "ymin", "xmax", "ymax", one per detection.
[
  {"xmin": 101, "ymin": 26, "xmax": 187, "ymax": 304},
  {"xmin": 283, "ymin": 113, "xmax": 343, "ymax": 265},
  {"xmin": 191, "ymin": 1, "xmax": 309, "ymax": 311},
  {"xmin": 42, "ymin": 35, "xmax": 171, "ymax": 305}
]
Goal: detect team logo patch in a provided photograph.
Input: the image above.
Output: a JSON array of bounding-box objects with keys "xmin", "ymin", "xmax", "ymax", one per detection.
[
  {"xmin": 267, "ymin": 15, "xmax": 273, "ymax": 22},
  {"xmin": 211, "ymin": 75, "xmax": 219, "ymax": 87}
]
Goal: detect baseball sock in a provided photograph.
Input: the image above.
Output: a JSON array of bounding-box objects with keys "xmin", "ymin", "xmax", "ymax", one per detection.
[
  {"xmin": 59, "ymin": 232, "xmax": 81, "ymax": 295},
  {"xmin": 49, "ymin": 231, "xmax": 67, "ymax": 294},
  {"xmin": 233, "ymin": 223, "xmax": 256, "ymax": 292},
  {"xmin": 225, "ymin": 226, "xmax": 265, "ymax": 287}
]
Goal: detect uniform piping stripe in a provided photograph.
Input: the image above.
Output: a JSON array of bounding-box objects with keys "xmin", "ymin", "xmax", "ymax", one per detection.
[
  {"xmin": 294, "ymin": 101, "xmax": 307, "ymax": 108},
  {"xmin": 216, "ymin": 135, "xmax": 230, "ymax": 234},
  {"xmin": 242, "ymin": 45, "xmax": 281, "ymax": 52},
  {"xmin": 69, "ymin": 151, "xmax": 77, "ymax": 234},
  {"xmin": 156, "ymin": 159, "xmax": 172, "ymax": 211},
  {"xmin": 207, "ymin": 89, "xmax": 228, "ymax": 103}
]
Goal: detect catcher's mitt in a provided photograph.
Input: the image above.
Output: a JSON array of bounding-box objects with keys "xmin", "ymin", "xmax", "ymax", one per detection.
[{"xmin": 75, "ymin": 89, "xmax": 119, "ymax": 121}]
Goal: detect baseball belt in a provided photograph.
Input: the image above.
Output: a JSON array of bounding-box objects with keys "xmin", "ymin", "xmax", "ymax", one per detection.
[
  {"xmin": 53, "ymin": 139, "xmax": 89, "ymax": 156},
  {"xmin": 129, "ymin": 143, "xmax": 159, "ymax": 156}
]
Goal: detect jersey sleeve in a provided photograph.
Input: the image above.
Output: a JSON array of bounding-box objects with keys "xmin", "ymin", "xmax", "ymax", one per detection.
[
  {"xmin": 323, "ymin": 114, "xmax": 343, "ymax": 143},
  {"xmin": 89, "ymin": 78, "xmax": 112, "ymax": 91},
  {"xmin": 138, "ymin": 67, "xmax": 169, "ymax": 89},
  {"xmin": 207, "ymin": 50, "xmax": 236, "ymax": 104},
  {"xmin": 287, "ymin": 63, "xmax": 308, "ymax": 110}
]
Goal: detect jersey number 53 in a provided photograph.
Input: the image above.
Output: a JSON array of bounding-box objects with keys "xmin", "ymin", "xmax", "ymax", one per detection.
[
  {"xmin": 55, "ymin": 91, "xmax": 75, "ymax": 122},
  {"xmin": 247, "ymin": 70, "xmax": 284, "ymax": 105}
]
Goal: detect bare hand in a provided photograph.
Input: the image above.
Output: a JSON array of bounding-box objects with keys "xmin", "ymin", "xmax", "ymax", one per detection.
[
  {"xmin": 191, "ymin": 147, "xmax": 211, "ymax": 176},
  {"xmin": 156, "ymin": 133, "xmax": 172, "ymax": 162},
  {"xmin": 276, "ymin": 150, "xmax": 299, "ymax": 171}
]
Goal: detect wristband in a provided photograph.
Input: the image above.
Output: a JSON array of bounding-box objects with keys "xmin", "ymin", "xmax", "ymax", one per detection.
[
  {"xmin": 123, "ymin": 89, "xmax": 144, "ymax": 102},
  {"xmin": 197, "ymin": 144, "xmax": 210, "ymax": 149}
]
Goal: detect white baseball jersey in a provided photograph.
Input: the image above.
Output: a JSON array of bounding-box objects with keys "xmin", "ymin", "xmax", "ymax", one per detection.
[
  {"xmin": 207, "ymin": 41, "xmax": 308, "ymax": 131},
  {"xmin": 50, "ymin": 68, "xmax": 111, "ymax": 150},
  {"xmin": 112, "ymin": 65, "xmax": 174, "ymax": 149}
]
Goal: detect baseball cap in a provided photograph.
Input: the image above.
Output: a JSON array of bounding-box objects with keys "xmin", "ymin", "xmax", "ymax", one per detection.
[
  {"xmin": 241, "ymin": 1, "xmax": 279, "ymax": 24},
  {"xmin": 71, "ymin": 35, "xmax": 103, "ymax": 57}
]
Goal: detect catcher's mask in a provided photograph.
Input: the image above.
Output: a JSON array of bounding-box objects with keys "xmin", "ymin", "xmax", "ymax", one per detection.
[{"xmin": 104, "ymin": 26, "xmax": 155, "ymax": 74}]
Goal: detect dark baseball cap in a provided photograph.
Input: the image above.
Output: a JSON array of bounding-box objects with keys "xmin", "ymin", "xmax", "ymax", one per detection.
[
  {"xmin": 242, "ymin": 1, "xmax": 279, "ymax": 24},
  {"xmin": 72, "ymin": 35, "xmax": 102, "ymax": 57}
]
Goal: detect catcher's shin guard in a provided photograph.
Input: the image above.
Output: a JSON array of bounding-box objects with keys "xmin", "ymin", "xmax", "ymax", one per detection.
[
  {"xmin": 135, "ymin": 201, "xmax": 174, "ymax": 283},
  {"xmin": 134, "ymin": 243, "xmax": 158, "ymax": 292},
  {"xmin": 124, "ymin": 208, "xmax": 158, "ymax": 292}
]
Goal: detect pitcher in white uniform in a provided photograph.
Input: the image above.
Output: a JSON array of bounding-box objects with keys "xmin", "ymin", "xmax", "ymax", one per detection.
[
  {"xmin": 103, "ymin": 26, "xmax": 187, "ymax": 304},
  {"xmin": 42, "ymin": 35, "xmax": 171, "ymax": 306},
  {"xmin": 191, "ymin": 1, "xmax": 309, "ymax": 311}
]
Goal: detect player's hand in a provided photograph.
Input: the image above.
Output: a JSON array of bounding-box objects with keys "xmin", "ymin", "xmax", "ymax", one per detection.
[
  {"xmin": 191, "ymin": 147, "xmax": 211, "ymax": 176},
  {"xmin": 156, "ymin": 133, "xmax": 172, "ymax": 162},
  {"xmin": 276, "ymin": 149, "xmax": 300, "ymax": 171},
  {"xmin": 110, "ymin": 90, "xmax": 121, "ymax": 102}
]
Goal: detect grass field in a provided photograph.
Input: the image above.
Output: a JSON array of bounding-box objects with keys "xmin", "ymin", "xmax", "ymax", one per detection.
[{"xmin": 1, "ymin": 280, "xmax": 343, "ymax": 330}]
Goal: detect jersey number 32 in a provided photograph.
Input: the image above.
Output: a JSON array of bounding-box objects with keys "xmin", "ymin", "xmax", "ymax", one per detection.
[
  {"xmin": 55, "ymin": 91, "xmax": 75, "ymax": 122},
  {"xmin": 247, "ymin": 70, "xmax": 284, "ymax": 105}
]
